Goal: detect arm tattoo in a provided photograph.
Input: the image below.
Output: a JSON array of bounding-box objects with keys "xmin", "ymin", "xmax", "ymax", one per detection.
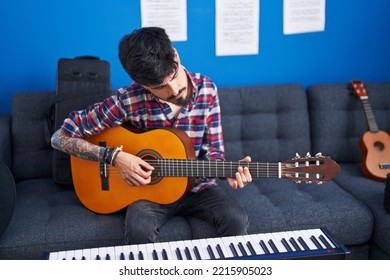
[{"xmin": 51, "ymin": 129, "xmax": 104, "ymax": 162}]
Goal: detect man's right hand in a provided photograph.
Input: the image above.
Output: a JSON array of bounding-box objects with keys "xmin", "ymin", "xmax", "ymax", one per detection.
[{"xmin": 113, "ymin": 152, "xmax": 155, "ymax": 186}]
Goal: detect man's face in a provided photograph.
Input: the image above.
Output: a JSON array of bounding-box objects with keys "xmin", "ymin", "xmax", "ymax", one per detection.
[{"xmin": 143, "ymin": 53, "xmax": 190, "ymax": 106}]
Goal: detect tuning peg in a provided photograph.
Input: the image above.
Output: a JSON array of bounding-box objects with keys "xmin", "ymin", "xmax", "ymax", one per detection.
[
  {"xmin": 305, "ymin": 180, "xmax": 312, "ymax": 184},
  {"xmin": 294, "ymin": 180, "xmax": 302, "ymax": 184},
  {"xmin": 315, "ymin": 152, "xmax": 323, "ymax": 158},
  {"xmin": 305, "ymin": 152, "xmax": 312, "ymax": 158},
  {"xmin": 317, "ymin": 181, "xmax": 323, "ymax": 185},
  {"xmin": 294, "ymin": 153, "xmax": 301, "ymax": 159}
]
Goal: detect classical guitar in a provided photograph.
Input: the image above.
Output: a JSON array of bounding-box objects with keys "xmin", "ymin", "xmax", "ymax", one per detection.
[
  {"xmin": 350, "ymin": 79, "xmax": 390, "ymax": 181},
  {"xmin": 71, "ymin": 125, "xmax": 341, "ymax": 214}
]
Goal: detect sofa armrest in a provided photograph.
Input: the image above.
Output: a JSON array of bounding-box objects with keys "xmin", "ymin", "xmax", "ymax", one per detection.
[{"xmin": 0, "ymin": 115, "xmax": 12, "ymax": 170}]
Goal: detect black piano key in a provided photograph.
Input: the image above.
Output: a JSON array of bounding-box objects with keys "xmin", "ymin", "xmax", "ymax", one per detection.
[
  {"xmin": 120, "ymin": 252, "xmax": 125, "ymax": 260},
  {"xmin": 207, "ymin": 245, "xmax": 216, "ymax": 259},
  {"xmin": 129, "ymin": 252, "xmax": 135, "ymax": 260},
  {"xmin": 105, "ymin": 253, "xmax": 110, "ymax": 260},
  {"xmin": 82, "ymin": 256, "xmax": 86, "ymax": 260},
  {"xmin": 246, "ymin": 241, "xmax": 256, "ymax": 255},
  {"xmin": 162, "ymin": 249, "xmax": 168, "ymax": 260},
  {"xmin": 152, "ymin": 250, "xmax": 158, "ymax": 260},
  {"xmin": 281, "ymin": 238, "xmax": 293, "ymax": 252},
  {"xmin": 184, "ymin": 247, "xmax": 192, "ymax": 260},
  {"xmin": 216, "ymin": 244, "xmax": 225, "ymax": 259},
  {"xmin": 310, "ymin": 235, "xmax": 324, "ymax": 249},
  {"xmin": 193, "ymin": 246, "xmax": 201, "ymax": 260},
  {"xmin": 259, "ymin": 240, "xmax": 271, "ymax": 254},
  {"xmin": 72, "ymin": 257, "xmax": 76, "ymax": 260},
  {"xmin": 268, "ymin": 240, "xmax": 279, "ymax": 253},
  {"xmin": 298, "ymin": 237, "xmax": 310, "ymax": 251},
  {"xmin": 229, "ymin": 243, "xmax": 239, "ymax": 258},
  {"xmin": 319, "ymin": 235, "xmax": 332, "ymax": 249},
  {"xmin": 289, "ymin": 238, "xmax": 302, "ymax": 251},
  {"xmin": 175, "ymin": 248, "xmax": 183, "ymax": 260},
  {"xmin": 95, "ymin": 254, "xmax": 101, "ymax": 260},
  {"xmin": 138, "ymin": 251, "xmax": 144, "ymax": 260},
  {"xmin": 238, "ymin": 242, "xmax": 248, "ymax": 256}
]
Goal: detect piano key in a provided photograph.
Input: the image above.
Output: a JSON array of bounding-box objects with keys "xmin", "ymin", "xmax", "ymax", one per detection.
[
  {"xmin": 300, "ymin": 230, "xmax": 319, "ymax": 250},
  {"xmin": 310, "ymin": 235, "xmax": 324, "ymax": 249},
  {"xmin": 191, "ymin": 240, "xmax": 208, "ymax": 260},
  {"xmin": 167, "ymin": 241, "xmax": 179, "ymax": 260},
  {"xmin": 312, "ymin": 229, "xmax": 336, "ymax": 248},
  {"xmin": 289, "ymin": 232, "xmax": 305, "ymax": 251},
  {"xmin": 160, "ymin": 242, "xmax": 174, "ymax": 260},
  {"xmin": 106, "ymin": 246, "xmax": 115, "ymax": 260},
  {"xmin": 176, "ymin": 240, "xmax": 188, "ymax": 260},
  {"xmin": 246, "ymin": 234, "xmax": 267, "ymax": 255},
  {"xmin": 204, "ymin": 238, "xmax": 220, "ymax": 259},
  {"xmin": 270, "ymin": 232, "xmax": 288, "ymax": 253},
  {"xmin": 214, "ymin": 237, "xmax": 234, "ymax": 258},
  {"xmin": 137, "ymin": 244, "xmax": 147, "ymax": 260},
  {"xmin": 281, "ymin": 238, "xmax": 293, "ymax": 252},
  {"xmin": 183, "ymin": 240, "xmax": 196, "ymax": 260},
  {"xmin": 146, "ymin": 243, "xmax": 157, "ymax": 260}
]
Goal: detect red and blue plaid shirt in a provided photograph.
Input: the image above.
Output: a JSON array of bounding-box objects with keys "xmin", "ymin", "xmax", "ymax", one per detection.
[{"xmin": 61, "ymin": 70, "xmax": 225, "ymax": 192}]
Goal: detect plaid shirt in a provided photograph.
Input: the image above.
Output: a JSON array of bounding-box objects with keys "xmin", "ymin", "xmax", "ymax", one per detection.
[{"xmin": 61, "ymin": 70, "xmax": 225, "ymax": 192}]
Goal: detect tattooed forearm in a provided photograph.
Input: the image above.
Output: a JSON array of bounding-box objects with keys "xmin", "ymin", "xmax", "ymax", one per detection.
[{"xmin": 51, "ymin": 129, "xmax": 104, "ymax": 162}]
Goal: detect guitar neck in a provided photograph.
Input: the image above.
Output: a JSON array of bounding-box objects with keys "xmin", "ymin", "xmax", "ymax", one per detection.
[
  {"xmin": 148, "ymin": 159, "xmax": 281, "ymax": 179},
  {"xmin": 360, "ymin": 97, "xmax": 379, "ymax": 133}
]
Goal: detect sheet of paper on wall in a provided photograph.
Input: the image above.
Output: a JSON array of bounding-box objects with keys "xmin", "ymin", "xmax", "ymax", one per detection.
[
  {"xmin": 216, "ymin": 0, "xmax": 259, "ymax": 56},
  {"xmin": 141, "ymin": 0, "xmax": 187, "ymax": 41},
  {"xmin": 283, "ymin": 0, "xmax": 326, "ymax": 35}
]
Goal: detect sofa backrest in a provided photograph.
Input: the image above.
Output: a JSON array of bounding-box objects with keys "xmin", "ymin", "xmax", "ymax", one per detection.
[
  {"xmin": 218, "ymin": 84, "xmax": 311, "ymax": 162},
  {"xmin": 11, "ymin": 92, "xmax": 55, "ymax": 180},
  {"xmin": 307, "ymin": 82, "xmax": 390, "ymax": 163}
]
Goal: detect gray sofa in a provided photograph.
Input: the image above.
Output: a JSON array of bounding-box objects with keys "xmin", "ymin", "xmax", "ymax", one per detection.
[{"xmin": 0, "ymin": 82, "xmax": 389, "ymax": 260}]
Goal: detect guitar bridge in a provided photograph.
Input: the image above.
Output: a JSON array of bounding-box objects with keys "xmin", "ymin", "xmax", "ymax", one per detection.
[
  {"xmin": 99, "ymin": 141, "xmax": 109, "ymax": 191},
  {"xmin": 379, "ymin": 163, "xmax": 390, "ymax": 169}
]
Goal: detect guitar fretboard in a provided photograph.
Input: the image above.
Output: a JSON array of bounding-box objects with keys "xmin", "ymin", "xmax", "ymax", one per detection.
[
  {"xmin": 361, "ymin": 98, "xmax": 379, "ymax": 133},
  {"xmin": 148, "ymin": 159, "xmax": 282, "ymax": 178}
]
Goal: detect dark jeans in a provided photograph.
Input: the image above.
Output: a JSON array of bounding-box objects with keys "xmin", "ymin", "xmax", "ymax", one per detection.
[{"xmin": 124, "ymin": 185, "xmax": 249, "ymax": 244}]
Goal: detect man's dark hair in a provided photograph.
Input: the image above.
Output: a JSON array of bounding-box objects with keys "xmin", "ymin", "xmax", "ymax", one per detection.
[{"xmin": 118, "ymin": 27, "xmax": 178, "ymax": 86}]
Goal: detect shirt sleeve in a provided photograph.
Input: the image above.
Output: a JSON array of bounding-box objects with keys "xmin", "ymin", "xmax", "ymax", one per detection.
[{"xmin": 60, "ymin": 92, "xmax": 127, "ymax": 138}]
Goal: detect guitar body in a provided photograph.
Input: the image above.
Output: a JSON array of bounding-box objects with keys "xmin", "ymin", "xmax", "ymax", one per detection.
[
  {"xmin": 359, "ymin": 130, "xmax": 390, "ymax": 181},
  {"xmin": 70, "ymin": 125, "xmax": 195, "ymax": 214}
]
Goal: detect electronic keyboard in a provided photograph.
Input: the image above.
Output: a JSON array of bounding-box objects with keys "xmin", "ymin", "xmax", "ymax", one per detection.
[{"xmin": 46, "ymin": 228, "xmax": 349, "ymax": 260}]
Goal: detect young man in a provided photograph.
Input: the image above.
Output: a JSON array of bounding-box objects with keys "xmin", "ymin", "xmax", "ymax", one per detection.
[{"xmin": 51, "ymin": 27, "xmax": 252, "ymax": 244}]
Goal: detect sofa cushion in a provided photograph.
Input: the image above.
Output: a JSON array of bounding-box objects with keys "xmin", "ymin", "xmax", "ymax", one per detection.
[
  {"xmin": 11, "ymin": 92, "xmax": 55, "ymax": 181},
  {"xmin": 219, "ymin": 84, "xmax": 311, "ymax": 162},
  {"xmin": 334, "ymin": 163, "xmax": 390, "ymax": 259},
  {"xmin": 307, "ymin": 82, "xmax": 390, "ymax": 163}
]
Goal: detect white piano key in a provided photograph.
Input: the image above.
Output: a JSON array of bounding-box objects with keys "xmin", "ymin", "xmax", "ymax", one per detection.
[
  {"xmin": 310, "ymin": 228, "xmax": 335, "ymax": 248},
  {"xmin": 221, "ymin": 236, "xmax": 243, "ymax": 258},
  {"xmin": 49, "ymin": 252, "xmax": 58, "ymax": 260},
  {"xmin": 89, "ymin": 248, "xmax": 99, "ymax": 260},
  {"xmin": 183, "ymin": 240, "xmax": 197, "ymax": 260},
  {"xmin": 159, "ymin": 242, "xmax": 174, "ymax": 260},
  {"xmin": 106, "ymin": 246, "xmax": 115, "ymax": 260},
  {"xmin": 175, "ymin": 240, "xmax": 189, "ymax": 259},
  {"xmin": 114, "ymin": 245, "xmax": 125, "ymax": 260},
  {"xmin": 191, "ymin": 239, "xmax": 208, "ymax": 260},
  {"xmin": 167, "ymin": 241, "xmax": 179, "ymax": 260},
  {"xmin": 73, "ymin": 249, "xmax": 84, "ymax": 260},
  {"xmin": 300, "ymin": 230, "xmax": 319, "ymax": 250},
  {"xmin": 213, "ymin": 237, "xmax": 234, "ymax": 259},
  {"xmin": 278, "ymin": 231, "xmax": 296, "ymax": 252},
  {"xmin": 245, "ymin": 234, "xmax": 266, "ymax": 255},
  {"xmin": 263, "ymin": 233, "xmax": 277, "ymax": 253},
  {"xmin": 65, "ymin": 250, "xmax": 75, "ymax": 260},
  {"xmin": 137, "ymin": 244, "xmax": 148, "ymax": 260},
  {"xmin": 199, "ymin": 238, "xmax": 213, "ymax": 259},
  {"xmin": 204, "ymin": 238, "xmax": 221, "ymax": 259},
  {"xmin": 98, "ymin": 247, "xmax": 107, "ymax": 260},
  {"xmin": 270, "ymin": 232, "xmax": 288, "ymax": 253}
]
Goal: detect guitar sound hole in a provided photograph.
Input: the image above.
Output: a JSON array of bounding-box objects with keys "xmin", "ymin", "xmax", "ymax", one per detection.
[
  {"xmin": 137, "ymin": 149, "xmax": 162, "ymax": 185},
  {"xmin": 374, "ymin": 141, "xmax": 385, "ymax": 152}
]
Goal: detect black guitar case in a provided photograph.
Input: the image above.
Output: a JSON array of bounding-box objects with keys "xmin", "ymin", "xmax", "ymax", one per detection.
[{"xmin": 52, "ymin": 56, "xmax": 112, "ymax": 185}]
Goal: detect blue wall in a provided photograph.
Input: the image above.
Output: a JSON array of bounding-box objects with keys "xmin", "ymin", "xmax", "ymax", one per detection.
[{"xmin": 1, "ymin": 0, "xmax": 389, "ymax": 115}]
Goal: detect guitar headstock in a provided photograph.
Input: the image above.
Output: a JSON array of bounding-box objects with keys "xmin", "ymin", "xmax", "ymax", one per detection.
[
  {"xmin": 350, "ymin": 79, "xmax": 368, "ymax": 99},
  {"xmin": 282, "ymin": 152, "xmax": 341, "ymax": 184}
]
